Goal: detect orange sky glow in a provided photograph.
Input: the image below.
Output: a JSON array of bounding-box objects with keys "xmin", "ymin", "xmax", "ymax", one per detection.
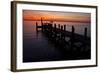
[{"xmin": 23, "ymin": 10, "xmax": 91, "ymax": 23}]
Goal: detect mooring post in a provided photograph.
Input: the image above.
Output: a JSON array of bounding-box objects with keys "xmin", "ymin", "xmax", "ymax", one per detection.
[
  {"xmin": 72, "ymin": 26, "xmax": 75, "ymax": 34},
  {"xmin": 50, "ymin": 23, "xmax": 53, "ymax": 37},
  {"xmin": 41, "ymin": 18, "xmax": 44, "ymax": 31},
  {"xmin": 54, "ymin": 24, "xmax": 57, "ymax": 39},
  {"xmin": 63, "ymin": 25, "xmax": 66, "ymax": 39},
  {"xmin": 60, "ymin": 26, "xmax": 63, "ymax": 39},
  {"xmin": 70, "ymin": 25, "xmax": 75, "ymax": 49},
  {"xmin": 41, "ymin": 17, "xmax": 43, "ymax": 25},
  {"xmin": 54, "ymin": 23, "xmax": 57, "ymax": 33},
  {"xmin": 36, "ymin": 22, "xmax": 38, "ymax": 31},
  {"xmin": 54, "ymin": 23, "xmax": 56, "ymax": 29},
  {"xmin": 58, "ymin": 24, "xmax": 60, "ymax": 29},
  {"xmin": 36, "ymin": 22, "xmax": 39, "ymax": 38},
  {"xmin": 64, "ymin": 25, "xmax": 66, "ymax": 31},
  {"xmin": 61, "ymin": 26, "xmax": 63, "ymax": 30}
]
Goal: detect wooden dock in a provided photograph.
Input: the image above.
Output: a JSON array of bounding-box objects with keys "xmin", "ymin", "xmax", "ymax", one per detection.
[{"xmin": 35, "ymin": 18, "xmax": 91, "ymax": 56}]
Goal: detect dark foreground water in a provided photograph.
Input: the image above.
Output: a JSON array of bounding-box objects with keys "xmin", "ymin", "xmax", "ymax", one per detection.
[{"xmin": 23, "ymin": 21, "xmax": 91, "ymax": 62}]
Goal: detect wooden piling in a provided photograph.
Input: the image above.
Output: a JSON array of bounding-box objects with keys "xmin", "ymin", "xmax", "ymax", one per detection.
[
  {"xmin": 54, "ymin": 24, "xmax": 56, "ymax": 29},
  {"xmin": 58, "ymin": 24, "xmax": 60, "ymax": 29},
  {"xmin": 64, "ymin": 25, "xmax": 66, "ymax": 31},
  {"xmin": 41, "ymin": 18, "xmax": 44, "ymax": 31},
  {"xmin": 63, "ymin": 25, "xmax": 66, "ymax": 39},
  {"xmin": 61, "ymin": 26, "xmax": 63, "ymax": 39},
  {"xmin": 70, "ymin": 25, "xmax": 75, "ymax": 49},
  {"xmin": 36, "ymin": 22, "xmax": 38, "ymax": 31},
  {"xmin": 61, "ymin": 26, "xmax": 63, "ymax": 30},
  {"xmin": 41, "ymin": 18, "xmax": 43, "ymax": 25},
  {"xmin": 72, "ymin": 25, "xmax": 75, "ymax": 33},
  {"xmin": 53, "ymin": 24, "xmax": 57, "ymax": 39}
]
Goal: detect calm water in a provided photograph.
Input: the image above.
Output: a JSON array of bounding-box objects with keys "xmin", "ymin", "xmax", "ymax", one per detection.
[{"xmin": 23, "ymin": 21, "xmax": 91, "ymax": 62}]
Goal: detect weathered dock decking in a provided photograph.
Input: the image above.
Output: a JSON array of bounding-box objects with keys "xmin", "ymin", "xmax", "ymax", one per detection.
[{"xmin": 36, "ymin": 23, "xmax": 90, "ymax": 42}]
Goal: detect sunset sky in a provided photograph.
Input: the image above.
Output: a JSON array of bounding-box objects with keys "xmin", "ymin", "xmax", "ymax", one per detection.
[{"xmin": 23, "ymin": 10, "xmax": 91, "ymax": 23}]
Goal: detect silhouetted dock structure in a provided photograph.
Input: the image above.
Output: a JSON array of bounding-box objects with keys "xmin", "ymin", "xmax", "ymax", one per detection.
[{"xmin": 36, "ymin": 18, "xmax": 91, "ymax": 59}]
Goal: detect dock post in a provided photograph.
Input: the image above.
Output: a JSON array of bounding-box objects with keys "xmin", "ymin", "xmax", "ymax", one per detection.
[
  {"xmin": 58, "ymin": 24, "xmax": 60, "ymax": 29},
  {"xmin": 50, "ymin": 23, "xmax": 53, "ymax": 37},
  {"xmin": 61, "ymin": 25, "xmax": 63, "ymax": 31},
  {"xmin": 54, "ymin": 24, "xmax": 57, "ymax": 41},
  {"xmin": 36, "ymin": 22, "xmax": 39, "ymax": 38},
  {"xmin": 36, "ymin": 22, "xmax": 38, "ymax": 31},
  {"xmin": 54, "ymin": 23, "xmax": 57, "ymax": 34},
  {"xmin": 72, "ymin": 26, "xmax": 75, "ymax": 34},
  {"xmin": 61, "ymin": 26, "xmax": 63, "ymax": 39},
  {"xmin": 64, "ymin": 25, "xmax": 66, "ymax": 31},
  {"xmin": 70, "ymin": 25, "xmax": 75, "ymax": 49},
  {"xmin": 41, "ymin": 18, "xmax": 44, "ymax": 31},
  {"xmin": 63, "ymin": 25, "xmax": 66, "ymax": 39},
  {"xmin": 54, "ymin": 24, "xmax": 56, "ymax": 29},
  {"xmin": 61, "ymin": 26, "xmax": 63, "ymax": 30},
  {"xmin": 54, "ymin": 23, "xmax": 57, "ymax": 33},
  {"xmin": 41, "ymin": 17, "xmax": 43, "ymax": 25}
]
